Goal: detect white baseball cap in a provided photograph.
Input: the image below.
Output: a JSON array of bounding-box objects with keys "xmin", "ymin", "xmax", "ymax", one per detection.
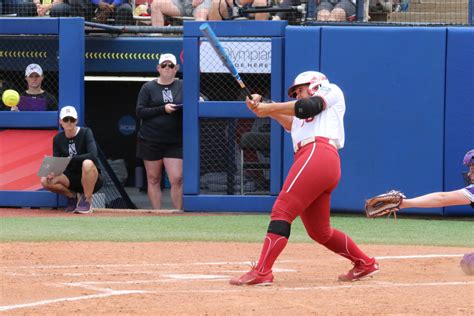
[
  {"xmin": 25, "ymin": 63, "xmax": 43, "ymax": 77},
  {"xmin": 59, "ymin": 106, "xmax": 78, "ymax": 120},
  {"xmin": 158, "ymin": 53, "xmax": 177, "ymax": 65}
]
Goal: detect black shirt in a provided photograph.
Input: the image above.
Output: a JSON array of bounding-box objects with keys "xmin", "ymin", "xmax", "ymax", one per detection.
[
  {"xmin": 53, "ymin": 127, "xmax": 100, "ymax": 173},
  {"xmin": 136, "ymin": 79, "xmax": 183, "ymax": 144}
]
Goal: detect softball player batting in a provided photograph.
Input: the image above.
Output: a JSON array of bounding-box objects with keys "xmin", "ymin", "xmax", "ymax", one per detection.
[{"xmin": 230, "ymin": 71, "xmax": 379, "ymax": 285}]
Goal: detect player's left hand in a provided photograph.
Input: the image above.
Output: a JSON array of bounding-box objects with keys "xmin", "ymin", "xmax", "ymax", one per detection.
[{"xmin": 365, "ymin": 190, "xmax": 406, "ymax": 218}]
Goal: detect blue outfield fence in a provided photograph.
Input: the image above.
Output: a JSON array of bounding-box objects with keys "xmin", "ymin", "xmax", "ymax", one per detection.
[
  {"xmin": 0, "ymin": 19, "xmax": 472, "ymax": 215},
  {"xmin": 0, "ymin": 17, "xmax": 85, "ymax": 207},
  {"xmin": 182, "ymin": 22, "xmax": 473, "ymax": 216}
]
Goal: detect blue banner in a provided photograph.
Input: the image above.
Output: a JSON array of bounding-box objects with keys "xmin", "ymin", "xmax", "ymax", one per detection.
[
  {"xmin": 85, "ymin": 37, "xmax": 183, "ymax": 72},
  {"xmin": 0, "ymin": 36, "xmax": 184, "ymax": 73},
  {"xmin": 0, "ymin": 36, "xmax": 59, "ymax": 72}
]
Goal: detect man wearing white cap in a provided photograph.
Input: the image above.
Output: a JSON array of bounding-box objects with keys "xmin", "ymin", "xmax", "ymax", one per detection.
[
  {"xmin": 11, "ymin": 63, "xmax": 58, "ymax": 111},
  {"xmin": 136, "ymin": 53, "xmax": 183, "ymax": 210},
  {"xmin": 40, "ymin": 106, "xmax": 103, "ymax": 214}
]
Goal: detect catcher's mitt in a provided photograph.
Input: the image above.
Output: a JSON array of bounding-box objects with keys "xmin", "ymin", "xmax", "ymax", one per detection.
[{"xmin": 365, "ymin": 190, "xmax": 406, "ymax": 218}]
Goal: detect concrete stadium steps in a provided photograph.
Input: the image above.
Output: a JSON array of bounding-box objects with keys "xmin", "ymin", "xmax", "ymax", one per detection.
[
  {"xmin": 408, "ymin": 1, "xmax": 468, "ymax": 13},
  {"xmin": 388, "ymin": 0, "xmax": 468, "ymax": 24},
  {"xmin": 0, "ymin": 129, "xmax": 56, "ymax": 191},
  {"xmin": 389, "ymin": 11, "xmax": 468, "ymax": 23}
]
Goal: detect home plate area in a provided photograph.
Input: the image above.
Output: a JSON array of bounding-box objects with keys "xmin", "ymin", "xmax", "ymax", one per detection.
[{"xmin": 0, "ymin": 242, "xmax": 473, "ymax": 314}]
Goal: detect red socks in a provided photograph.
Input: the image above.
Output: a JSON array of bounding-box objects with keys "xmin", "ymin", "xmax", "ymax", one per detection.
[
  {"xmin": 254, "ymin": 229, "xmax": 371, "ymax": 273},
  {"xmin": 255, "ymin": 232, "xmax": 288, "ymax": 273},
  {"xmin": 322, "ymin": 229, "xmax": 372, "ymax": 264}
]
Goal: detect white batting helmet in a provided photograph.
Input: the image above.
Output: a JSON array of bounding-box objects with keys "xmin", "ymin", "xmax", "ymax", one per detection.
[{"xmin": 288, "ymin": 71, "xmax": 329, "ymax": 98}]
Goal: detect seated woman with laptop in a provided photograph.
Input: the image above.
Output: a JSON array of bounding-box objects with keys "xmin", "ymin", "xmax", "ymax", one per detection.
[{"xmin": 10, "ymin": 63, "xmax": 58, "ymax": 111}]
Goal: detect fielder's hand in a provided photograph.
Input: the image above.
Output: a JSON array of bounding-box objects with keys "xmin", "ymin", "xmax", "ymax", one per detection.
[{"xmin": 365, "ymin": 190, "xmax": 406, "ymax": 219}]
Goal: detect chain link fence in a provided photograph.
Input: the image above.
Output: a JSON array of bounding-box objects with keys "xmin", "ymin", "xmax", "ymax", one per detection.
[
  {"xmin": 0, "ymin": 35, "xmax": 59, "ymax": 111},
  {"xmin": 199, "ymin": 38, "xmax": 272, "ymax": 195},
  {"xmin": 366, "ymin": 0, "xmax": 471, "ymax": 25},
  {"xmin": 1, "ymin": 1, "xmax": 472, "ymax": 29},
  {"xmin": 0, "ymin": 31, "xmax": 135, "ymax": 209}
]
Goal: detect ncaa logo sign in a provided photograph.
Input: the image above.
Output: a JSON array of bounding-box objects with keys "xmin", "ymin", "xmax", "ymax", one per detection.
[{"xmin": 118, "ymin": 115, "xmax": 136, "ymax": 136}]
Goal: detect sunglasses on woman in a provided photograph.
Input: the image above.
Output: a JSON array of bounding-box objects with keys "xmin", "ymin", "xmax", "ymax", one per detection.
[
  {"xmin": 160, "ymin": 63, "xmax": 175, "ymax": 69},
  {"xmin": 62, "ymin": 116, "xmax": 77, "ymax": 123}
]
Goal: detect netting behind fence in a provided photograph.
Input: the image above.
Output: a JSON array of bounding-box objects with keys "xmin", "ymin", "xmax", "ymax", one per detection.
[
  {"xmin": 199, "ymin": 118, "xmax": 271, "ymax": 195},
  {"xmin": 93, "ymin": 147, "xmax": 137, "ymax": 209},
  {"xmin": 2, "ymin": 0, "xmax": 472, "ymax": 34},
  {"xmin": 367, "ymin": 0, "xmax": 470, "ymax": 25},
  {"xmin": 0, "ymin": 35, "xmax": 59, "ymax": 111},
  {"xmin": 199, "ymin": 36, "xmax": 272, "ymax": 195}
]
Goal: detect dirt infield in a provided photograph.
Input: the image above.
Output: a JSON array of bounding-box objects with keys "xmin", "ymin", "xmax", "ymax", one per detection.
[{"xmin": 1, "ymin": 210, "xmax": 473, "ymax": 314}]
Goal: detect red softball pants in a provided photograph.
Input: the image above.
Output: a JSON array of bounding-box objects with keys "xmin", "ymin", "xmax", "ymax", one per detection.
[{"xmin": 271, "ymin": 137, "xmax": 340, "ymax": 244}]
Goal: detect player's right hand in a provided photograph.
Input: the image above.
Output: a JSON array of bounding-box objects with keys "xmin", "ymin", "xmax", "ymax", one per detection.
[
  {"xmin": 164, "ymin": 103, "xmax": 177, "ymax": 114},
  {"xmin": 245, "ymin": 94, "xmax": 262, "ymax": 111}
]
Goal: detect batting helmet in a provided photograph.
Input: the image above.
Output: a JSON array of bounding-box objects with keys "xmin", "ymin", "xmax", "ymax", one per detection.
[
  {"xmin": 463, "ymin": 149, "xmax": 474, "ymax": 166},
  {"xmin": 288, "ymin": 71, "xmax": 329, "ymax": 99}
]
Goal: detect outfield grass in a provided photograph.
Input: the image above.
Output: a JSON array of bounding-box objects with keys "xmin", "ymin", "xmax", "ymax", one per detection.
[{"xmin": 1, "ymin": 214, "xmax": 472, "ymax": 247}]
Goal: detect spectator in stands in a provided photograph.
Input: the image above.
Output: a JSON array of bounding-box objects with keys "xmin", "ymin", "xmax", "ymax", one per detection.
[
  {"xmin": 16, "ymin": 0, "xmax": 57, "ymax": 16},
  {"xmin": 91, "ymin": 0, "xmax": 133, "ymax": 25},
  {"xmin": 209, "ymin": 0, "xmax": 269, "ymax": 21},
  {"xmin": 136, "ymin": 53, "xmax": 183, "ymax": 210},
  {"xmin": 46, "ymin": 0, "xmax": 96, "ymax": 18},
  {"xmin": 10, "ymin": 63, "xmax": 58, "ymax": 111},
  {"xmin": 369, "ymin": 0, "xmax": 400, "ymax": 13},
  {"xmin": 41, "ymin": 106, "xmax": 103, "ymax": 214},
  {"xmin": 271, "ymin": 0, "xmax": 304, "ymax": 22},
  {"xmin": 316, "ymin": 0, "xmax": 356, "ymax": 21},
  {"xmin": 150, "ymin": 0, "xmax": 211, "ymax": 27},
  {"xmin": 133, "ymin": 0, "xmax": 151, "ymax": 17}
]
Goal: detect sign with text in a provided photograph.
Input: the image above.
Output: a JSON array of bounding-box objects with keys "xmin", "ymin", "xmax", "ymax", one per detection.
[{"xmin": 200, "ymin": 40, "xmax": 271, "ymax": 74}]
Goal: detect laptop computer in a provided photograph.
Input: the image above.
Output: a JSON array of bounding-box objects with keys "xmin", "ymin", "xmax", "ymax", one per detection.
[
  {"xmin": 37, "ymin": 156, "xmax": 72, "ymax": 177},
  {"xmin": 17, "ymin": 96, "xmax": 47, "ymax": 111}
]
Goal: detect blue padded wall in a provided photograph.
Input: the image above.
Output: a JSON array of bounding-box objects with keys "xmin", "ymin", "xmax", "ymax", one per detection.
[
  {"xmin": 444, "ymin": 28, "xmax": 474, "ymax": 216},
  {"xmin": 319, "ymin": 27, "xmax": 446, "ymax": 214},
  {"xmin": 0, "ymin": 18, "xmax": 84, "ymax": 208}
]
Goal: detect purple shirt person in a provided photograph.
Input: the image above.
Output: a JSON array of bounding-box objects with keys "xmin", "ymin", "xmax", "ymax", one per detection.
[
  {"xmin": 91, "ymin": 0, "xmax": 133, "ymax": 25},
  {"xmin": 396, "ymin": 149, "xmax": 474, "ymax": 209}
]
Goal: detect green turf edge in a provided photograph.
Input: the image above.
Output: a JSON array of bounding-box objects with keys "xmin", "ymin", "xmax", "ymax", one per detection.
[{"xmin": 0, "ymin": 215, "xmax": 472, "ymax": 247}]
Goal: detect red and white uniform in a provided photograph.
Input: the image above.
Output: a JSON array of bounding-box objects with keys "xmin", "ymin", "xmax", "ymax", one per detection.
[
  {"xmin": 272, "ymin": 82, "xmax": 349, "ymax": 247},
  {"xmin": 291, "ymin": 83, "xmax": 345, "ymax": 150},
  {"xmin": 237, "ymin": 74, "xmax": 374, "ymax": 282}
]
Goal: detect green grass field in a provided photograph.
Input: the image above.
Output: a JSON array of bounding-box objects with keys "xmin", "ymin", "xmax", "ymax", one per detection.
[{"xmin": 1, "ymin": 214, "xmax": 473, "ymax": 247}]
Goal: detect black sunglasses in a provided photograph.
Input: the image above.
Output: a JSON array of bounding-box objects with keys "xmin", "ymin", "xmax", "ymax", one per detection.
[
  {"xmin": 62, "ymin": 116, "xmax": 77, "ymax": 123},
  {"xmin": 160, "ymin": 63, "xmax": 175, "ymax": 69}
]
